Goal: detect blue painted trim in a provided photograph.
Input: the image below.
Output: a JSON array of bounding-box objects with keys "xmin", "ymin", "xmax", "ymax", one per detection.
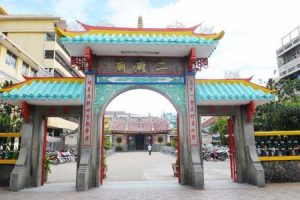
[
  {"xmin": 95, "ymin": 82, "xmax": 184, "ymax": 85},
  {"xmin": 95, "ymin": 75, "xmax": 185, "ymax": 85},
  {"xmin": 84, "ymin": 70, "xmax": 96, "ymax": 74},
  {"xmin": 185, "ymin": 72, "xmax": 196, "ymax": 76},
  {"xmin": 96, "ymin": 74, "xmax": 184, "ymax": 78}
]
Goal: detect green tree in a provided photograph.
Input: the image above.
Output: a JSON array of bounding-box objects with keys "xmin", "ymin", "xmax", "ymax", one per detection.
[
  {"xmin": 209, "ymin": 117, "xmax": 228, "ymax": 145},
  {"xmin": 254, "ymin": 78, "xmax": 300, "ymax": 131},
  {"xmin": 0, "ymin": 81, "xmax": 23, "ymax": 133}
]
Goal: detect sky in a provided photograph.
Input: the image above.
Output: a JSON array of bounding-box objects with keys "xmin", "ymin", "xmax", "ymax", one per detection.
[{"xmin": 1, "ymin": 0, "xmax": 299, "ymax": 115}]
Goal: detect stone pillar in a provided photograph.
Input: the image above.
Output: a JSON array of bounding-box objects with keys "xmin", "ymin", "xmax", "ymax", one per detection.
[
  {"xmin": 185, "ymin": 75, "xmax": 203, "ymax": 189},
  {"xmin": 240, "ymin": 106, "xmax": 265, "ymax": 187},
  {"xmin": 76, "ymin": 73, "xmax": 95, "ymax": 191},
  {"xmin": 180, "ymin": 115, "xmax": 190, "ymax": 185},
  {"xmin": 9, "ymin": 111, "xmax": 34, "ymax": 191},
  {"xmin": 10, "ymin": 107, "xmax": 46, "ymax": 190},
  {"xmin": 233, "ymin": 109, "xmax": 247, "ymax": 183}
]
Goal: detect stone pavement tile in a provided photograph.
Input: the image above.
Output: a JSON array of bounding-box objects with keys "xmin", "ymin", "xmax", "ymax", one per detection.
[{"xmin": 1, "ymin": 182, "xmax": 300, "ymax": 200}]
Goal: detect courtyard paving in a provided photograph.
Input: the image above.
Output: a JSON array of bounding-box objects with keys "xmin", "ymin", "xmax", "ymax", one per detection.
[{"xmin": 0, "ymin": 152, "xmax": 300, "ymax": 199}]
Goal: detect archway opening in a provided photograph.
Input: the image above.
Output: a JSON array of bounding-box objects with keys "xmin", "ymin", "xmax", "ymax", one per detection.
[
  {"xmin": 101, "ymin": 89, "xmax": 180, "ymax": 184},
  {"xmin": 201, "ymin": 115, "xmax": 235, "ymax": 187},
  {"xmin": 45, "ymin": 116, "xmax": 80, "ymax": 187}
]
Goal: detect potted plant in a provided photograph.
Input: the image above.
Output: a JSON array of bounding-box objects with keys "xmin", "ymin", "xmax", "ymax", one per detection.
[
  {"xmin": 45, "ymin": 156, "xmax": 51, "ymax": 182},
  {"xmin": 102, "ymin": 135, "xmax": 111, "ymax": 179},
  {"xmin": 172, "ymin": 157, "xmax": 179, "ymax": 177},
  {"xmin": 102, "ymin": 153, "xmax": 108, "ymax": 179},
  {"xmin": 170, "ymin": 138, "xmax": 179, "ymax": 177}
]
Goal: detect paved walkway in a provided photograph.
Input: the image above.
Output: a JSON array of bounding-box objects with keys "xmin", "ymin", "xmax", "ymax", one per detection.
[
  {"xmin": 106, "ymin": 152, "xmax": 177, "ymax": 182},
  {"xmin": 1, "ymin": 152, "xmax": 300, "ymax": 199}
]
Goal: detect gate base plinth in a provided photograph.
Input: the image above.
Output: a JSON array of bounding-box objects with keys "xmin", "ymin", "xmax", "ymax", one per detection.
[
  {"xmin": 76, "ymin": 149, "xmax": 91, "ymax": 191},
  {"xmin": 192, "ymin": 163, "xmax": 204, "ymax": 189}
]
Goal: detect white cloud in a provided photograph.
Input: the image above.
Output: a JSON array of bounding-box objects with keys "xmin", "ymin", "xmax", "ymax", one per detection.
[
  {"xmin": 53, "ymin": 0, "xmax": 93, "ymax": 23},
  {"xmin": 106, "ymin": 89, "xmax": 176, "ymax": 116},
  {"xmin": 5, "ymin": 0, "xmax": 298, "ymax": 114},
  {"xmin": 104, "ymin": 0, "xmax": 300, "ymax": 83}
]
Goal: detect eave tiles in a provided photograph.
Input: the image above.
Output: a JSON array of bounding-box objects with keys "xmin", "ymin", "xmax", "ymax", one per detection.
[
  {"xmin": 56, "ymin": 23, "xmax": 224, "ymax": 46},
  {"xmin": 0, "ymin": 78, "xmax": 84, "ymax": 105},
  {"xmin": 196, "ymin": 79, "xmax": 275, "ymax": 105}
]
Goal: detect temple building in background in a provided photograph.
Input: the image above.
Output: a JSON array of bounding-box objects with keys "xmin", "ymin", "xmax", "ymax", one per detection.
[
  {"xmin": 108, "ymin": 113, "xmax": 171, "ymax": 151},
  {"xmin": 276, "ymin": 25, "xmax": 300, "ymax": 80}
]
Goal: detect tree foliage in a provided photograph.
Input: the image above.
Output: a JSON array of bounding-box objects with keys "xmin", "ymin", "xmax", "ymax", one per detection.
[
  {"xmin": 254, "ymin": 78, "xmax": 300, "ymax": 131},
  {"xmin": 0, "ymin": 81, "xmax": 23, "ymax": 132},
  {"xmin": 209, "ymin": 116, "xmax": 228, "ymax": 145}
]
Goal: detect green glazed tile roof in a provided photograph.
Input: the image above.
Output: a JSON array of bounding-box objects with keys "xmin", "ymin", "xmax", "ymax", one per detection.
[
  {"xmin": 0, "ymin": 78, "xmax": 84, "ymax": 105},
  {"xmin": 0, "ymin": 78, "xmax": 275, "ymax": 106},
  {"xmin": 60, "ymin": 33, "xmax": 219, "ymax": 46},
  {"xmin": 56, "ymin": 23, "xmax": 224, "ymax": 46},
  {"xmin": 196, "ymin": 79, "xmax": 275, "ymax": 105}
]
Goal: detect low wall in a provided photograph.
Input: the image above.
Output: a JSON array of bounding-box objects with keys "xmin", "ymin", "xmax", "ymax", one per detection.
[
  {"xmin": 0, "ymin": 165, "xmax": 14, "ymax": 186},
  {"xmin": 261, "ymin": 161, "xmax": 300, "ymax": 182}
]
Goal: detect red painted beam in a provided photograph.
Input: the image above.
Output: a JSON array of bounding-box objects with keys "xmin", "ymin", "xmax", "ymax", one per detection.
[{"xmin": 188, "ymin": 48, "xmax": 196, "ymax": 72}]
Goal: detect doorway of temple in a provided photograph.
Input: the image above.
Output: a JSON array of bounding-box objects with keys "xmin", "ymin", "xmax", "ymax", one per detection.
[
  {"xmin": 101, "ymin": 89, "xmax": 180, "ymax": 184},
  {"xmin": 135, "ymin": 134, "xmax": 145, "ymax": 150}
]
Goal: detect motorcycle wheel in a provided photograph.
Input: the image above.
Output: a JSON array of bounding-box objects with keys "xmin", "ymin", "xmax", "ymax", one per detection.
[
  {"xmin": 204, "ymin": 155, "xmax": 210, "ymax": 161},
  {"xmin": 219, "ymin": 155, "xmax": 226, "ymax": 161}
]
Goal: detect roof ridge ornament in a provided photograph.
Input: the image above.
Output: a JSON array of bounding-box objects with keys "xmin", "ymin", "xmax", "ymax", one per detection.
[
  {"xmin": 138, "ymin": 16, "xmax": 143, "ymax": 28},
  {"xmin": 73, "ymin": 21, "xmax": 206, "ymax": 33}
]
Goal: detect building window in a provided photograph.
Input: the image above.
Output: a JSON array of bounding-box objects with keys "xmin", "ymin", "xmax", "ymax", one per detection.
[
  {"xmin": 5, "ymin": 50, "xmax": 17, "ymax": 68},
  {"xmin": 46, "ymin": 32, "xmax": 55, "ymax": 41},
  {"xmin": 31, "ymin": 68, "xmax": 37, "ymax": 77},
  {"xmin": 44, "ymin": 50, "xmax": 54, "ymax": 59},
  {"xmin": 53, "ymin": 69, "xmax": 63, "ymax": 77},
  {"xmin": 22, "ymin": 62, "xmax": 29, "ymax": 76},
  {"xmin": 55, "ymin": 51, "xmax": 77, "ymax": 76}
]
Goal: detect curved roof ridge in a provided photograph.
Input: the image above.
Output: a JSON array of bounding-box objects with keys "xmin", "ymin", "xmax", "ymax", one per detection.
[
  {"xmin": 196, "ymin": 76, "xmax": 253, "ymax": 82},
  {"xmin": 77, "ymin": 20, "xmax": 201, "ymax": 32},
  {"xmin": 56, "ymin": 23, "xmax": 224, "ymax": 41}
]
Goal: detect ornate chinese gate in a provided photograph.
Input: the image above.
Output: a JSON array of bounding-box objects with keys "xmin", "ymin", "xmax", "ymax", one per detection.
[
  {"xmin": 0, "ymin": 20, "xmax": 274, "ymax": 192},
  {"xmin": 79, "ymin": 53, "xmax": 204, "ymax": 190}
]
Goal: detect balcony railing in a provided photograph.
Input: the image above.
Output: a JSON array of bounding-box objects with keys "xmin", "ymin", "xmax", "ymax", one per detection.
[
  {"xmin": 0, "ymin": 133, "xmax": 21, "ymax": 165},
  {"xmin": 254, "ymin": 131, "xmax": 300, "ymax": 161}
]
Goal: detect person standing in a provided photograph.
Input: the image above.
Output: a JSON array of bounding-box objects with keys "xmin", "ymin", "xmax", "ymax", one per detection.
[{"xmin": 148, "ymin": 144, "xmax": 152, "ymax": 155}]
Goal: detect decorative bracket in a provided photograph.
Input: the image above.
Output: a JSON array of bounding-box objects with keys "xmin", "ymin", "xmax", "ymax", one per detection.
[
  {"xmin": 246, "ymin": 100, "xmax": 255, "ymax": 122},
  {"xmin": 188, "ymin": 48, "xmax": 209, "ymax": 72},
  {"xmin": 21, "ymin": 101, "xmax": 30, "ymax": 123},
  {"xmin": 188, "ymin": 48, "xmax": 196, "ymax": 72},
  {"xmin": 71, "ymin": 46, "xmax": 93, "ymax": 71},
  {"xmin": 194, "ymin": 58, "xmax": 208, "ymax": 71},
  {"xmin": 84, "ymin": 46, "xmax": 92, "ymax": 71}
]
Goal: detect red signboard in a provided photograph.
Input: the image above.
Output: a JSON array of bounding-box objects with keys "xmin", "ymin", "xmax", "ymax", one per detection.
[
  {"xmin": 71, "ymin": 57, "xmax": 86, "ymax": 70},
  {"xmin": 186, "ymin": 75, "xmax": 199, "ymax": 146},
  {"xmin": 82, "ymin": 75, "xmax": 95, "ymax": 146},
  {"xmin": 71, "ymin": 47, "xmax": 93, "ymax": 71}
]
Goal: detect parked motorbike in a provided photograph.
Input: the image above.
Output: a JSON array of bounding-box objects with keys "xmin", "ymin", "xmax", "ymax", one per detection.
[{"xmin": 203, "ymin": 149, "xmax": 227, "ymax": 161}]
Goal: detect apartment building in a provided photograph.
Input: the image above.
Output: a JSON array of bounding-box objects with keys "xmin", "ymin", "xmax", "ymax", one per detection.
[
  {"xmin": 0, "ymin": 6, "xmax": 83, "ymax": 77},
  {"xmin": 0, "ymin": 32, "xmax": 40, "ymax": 83},
  {"xmin": 276, "ymin": 25, "xmax": 300, "ymax": 79}
]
